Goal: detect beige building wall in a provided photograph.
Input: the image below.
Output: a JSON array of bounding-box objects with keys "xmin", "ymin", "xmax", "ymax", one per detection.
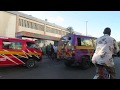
[
  {"xmin": 45, "ymin": 25, "xmax": 63, "ymax": 38},
  {"xmin": 0, "ymin": 11, "xmax": 69, "ymax": 42},
  {"xmin": 0, "ymin": 11, "xmax": 16, "ymax": 38},
  {"xmin": 18, "ymin": 17, "xmax": 45, "ymax": 35},
  {"xmin": 19, "ymin": 27, "xmax": 44, "ymax": 35}
]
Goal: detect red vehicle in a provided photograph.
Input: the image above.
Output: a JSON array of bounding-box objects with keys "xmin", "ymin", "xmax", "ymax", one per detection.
[{"xmin": 0, "ymin": 36, "xmax": 42, "ymax": 68}]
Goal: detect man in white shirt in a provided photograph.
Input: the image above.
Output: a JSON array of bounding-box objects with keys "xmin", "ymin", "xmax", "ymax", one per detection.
[
  {"xmin": 92, "ymin": 27, "xmax": 119, "ymax": 79},
  {"xmin": 53, "ymin": 45, "xmax": 57, "ymax": 59}
]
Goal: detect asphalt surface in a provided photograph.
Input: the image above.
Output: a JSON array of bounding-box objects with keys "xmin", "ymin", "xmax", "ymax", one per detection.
[{"xmin": 0, "ymin": 56, "xmax": 120, "ymax": 79}]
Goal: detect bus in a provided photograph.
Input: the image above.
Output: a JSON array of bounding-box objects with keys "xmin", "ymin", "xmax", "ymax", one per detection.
[
  {"xmin": 0, "ymin": 36, "xmax": 42, "ymax": 68},
  {"xmin": 57, "ymin": 34, "xmax": 97, "ymax": 69}
]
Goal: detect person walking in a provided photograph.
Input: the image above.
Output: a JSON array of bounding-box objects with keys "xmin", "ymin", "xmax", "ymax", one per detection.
[{"xmin": 53, "ymin": 45, "xmax": 58, "ymax": 60}]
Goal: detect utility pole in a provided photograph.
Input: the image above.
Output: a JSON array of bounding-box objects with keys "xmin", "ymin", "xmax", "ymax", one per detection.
[{"xmin": 85, "ymin": 21, "xmax": 88, "ymax": 36}]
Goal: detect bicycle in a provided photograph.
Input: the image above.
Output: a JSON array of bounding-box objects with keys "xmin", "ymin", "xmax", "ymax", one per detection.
[{"xmin": 93, "ymin": 65, "xmax": 110, "ymax": 79}]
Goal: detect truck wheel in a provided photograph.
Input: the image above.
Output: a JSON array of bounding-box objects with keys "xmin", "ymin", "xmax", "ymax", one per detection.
[
  {"xmin": 25, "ymin": 59, "xmax": 35, "ymax": 68},
  {"xmin": 81, "ymin": 57, "xmax": 91, "ymax": 70}
]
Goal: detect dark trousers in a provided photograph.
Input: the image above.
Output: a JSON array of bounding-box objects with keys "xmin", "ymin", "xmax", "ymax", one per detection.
[
  {"xmin": 54, "ymin": 53, "xmax": 57, "ymax": 59},
  {"xmin": 94, "ymin": 64, "xmax": 116, "ymax": 79}
]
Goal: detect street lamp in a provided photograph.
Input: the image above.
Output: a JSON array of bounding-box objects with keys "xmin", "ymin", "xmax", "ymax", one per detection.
[{"xmin": 85, "ymin": 21, "xmax": 88, "ymax": 36}]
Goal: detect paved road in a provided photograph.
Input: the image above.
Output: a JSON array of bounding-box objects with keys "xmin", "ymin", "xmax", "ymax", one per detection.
[{"xmin": 0, "ymin": 56, "xmax": 120, "ymax": 79}]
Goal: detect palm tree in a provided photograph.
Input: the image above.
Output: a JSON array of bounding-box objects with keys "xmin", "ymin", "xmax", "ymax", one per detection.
[{"xmin": 66, "ymin": 26, "xmax": 74, "ymax": 34}]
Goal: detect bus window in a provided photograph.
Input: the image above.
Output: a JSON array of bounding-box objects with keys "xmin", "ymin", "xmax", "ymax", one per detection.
[
  {"xmin": 77, "ymin": 38, "xmax": 81, "ymax": 46},
  {"xmin": 2, "ymin": 41, "xmax": 22, "ymax": 50},
  {"xmin": 92, "ymin": 39, "xmax": 96, "ymax": 48},
  {"xmin": 68, "ymin": 37, "xmax": 71, "ymax": 40},
  {"xmin": 67, "ymin": 37, "xmax": 72, "ymax": 46},
  {"xmin": 26, "ymin": 42, "xmax": 40, "ymax": 50},
  {"xmin": 58, "ymin": 36, "xmax": 72, "ymax": 46},
  {"xmin": 81, "ymin": 38, "xmax": 93, "ymax": 46}
]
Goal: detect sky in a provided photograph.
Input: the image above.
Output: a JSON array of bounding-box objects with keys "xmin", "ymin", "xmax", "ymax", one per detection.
[{"xmin": 19, "ymin": 11, "xmax": 120, "ymax": 41}]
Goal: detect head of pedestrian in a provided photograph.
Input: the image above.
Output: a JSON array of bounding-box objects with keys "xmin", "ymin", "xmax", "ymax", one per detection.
[{"xmin": 103, "ymin": 27, "xmax": 111, "ymax": 36}]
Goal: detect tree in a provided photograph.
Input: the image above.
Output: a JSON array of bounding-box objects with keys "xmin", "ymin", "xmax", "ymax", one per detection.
[{"xmin": 66, "ymin": 26, "xmax": 74, "ymax": 34}]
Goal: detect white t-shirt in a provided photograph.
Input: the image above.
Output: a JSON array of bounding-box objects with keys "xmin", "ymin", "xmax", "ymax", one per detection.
[{"xmin": 53, "ymin": 46, "xmax": 57, "ymax": 53}]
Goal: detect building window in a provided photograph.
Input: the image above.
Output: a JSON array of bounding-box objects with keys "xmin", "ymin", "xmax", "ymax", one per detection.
[
  {"xmin": 39, "ymin": 24, "xmax": 44, "ymax": 31},
  {"xmin": 53, "ymin": 29, "xmax": 55, "ymax": 34},
  {"xmin": 62, "ymin": 31, "xmax": 64, "ymax": 35},
  {"xmin": 27, "ymin": 21, "xmax": 29, "ymax": 28},
  {"xmin": 54, "ymin": 29, "xmax": 56, "ymax": 34},
  {"xmin": 58, "ymin": 30, "xmax": 61, "ymax": 35},
  {"xmin": 37, "ymin": 24, "xmax": 40, "ymax": 30},
  {"xmin": 19, "ymin": 19, "xmax": 21, "ymax": 26},
  {"xmin": 31, "ymin": 22, "xmax": 34, "ymax": 29},
  {"xmin": 24, "ymin": 20, "xmax": 27, "ymax": 27},
  {"xmin": 19, "ymin": 19, "xmax": 24, "ymax": 27},
  {"xmin": 28, "ymin": 22, "xmax": 32, "ymax": 28},
  {"xmin": 36, "ymin": 24, "xmax": 41, "ymax": 30},
  {"xmin": 46, "ymin": 27, "xmax": 48, "ymax": 32},
  {"xmin": 34, "ymin": 23, "xmax": 37, "ymax": 30},
  {"xmin": 51, "ymin": 28, "xmax": 53, "ymax": 33},
  {"xmin": 46, "ymin": 27, "xmax": 52, "ymax": 32},
  {"xmin": 56, "ymin": 30, "xmax": 58, "ymax": 34},
  {"xmin": 22, "ymin": 20, "xmax": 25, "ymax": 27},
  {"xmin": 49, "ymin": 28, "xmax": 52, "ymax": 33},
  {"xmin": 63, "ymin": 31, "xmax": 64, "ymax": 35}
]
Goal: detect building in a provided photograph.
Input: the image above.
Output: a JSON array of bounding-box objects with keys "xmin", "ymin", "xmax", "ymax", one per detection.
[{"xmin": 0, "ymin": 11, "xmax": 69, "ymax": 47}]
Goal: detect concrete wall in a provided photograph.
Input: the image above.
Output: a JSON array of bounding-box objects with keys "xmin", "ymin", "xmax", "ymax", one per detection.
[
  {"xmin": 18, "ymin": 16, "xmax": 45, "ymax": 35},
  {"xmin": 19, "ymin": 26, "xmax": 44, "ymax": 35},
  {"xmin": 0, "ymin": 11, "xmax": 16, "ymax": 38}
]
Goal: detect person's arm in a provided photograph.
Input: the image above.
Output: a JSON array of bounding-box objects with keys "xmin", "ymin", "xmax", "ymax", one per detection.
[{"xmin": 113, "ymin": 39, "xmax": 119, "ymax": 54}]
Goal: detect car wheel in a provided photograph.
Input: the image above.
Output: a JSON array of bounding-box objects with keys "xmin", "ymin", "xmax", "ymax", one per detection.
[{"xmin": 25, "ymin": 59, "xmax": 35, "ymax": 68}]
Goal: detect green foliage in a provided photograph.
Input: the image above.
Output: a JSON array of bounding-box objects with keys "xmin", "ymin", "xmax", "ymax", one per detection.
[{"xmin": 66, "ymin": 27, "xmax": 74, "ymax": 34}]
